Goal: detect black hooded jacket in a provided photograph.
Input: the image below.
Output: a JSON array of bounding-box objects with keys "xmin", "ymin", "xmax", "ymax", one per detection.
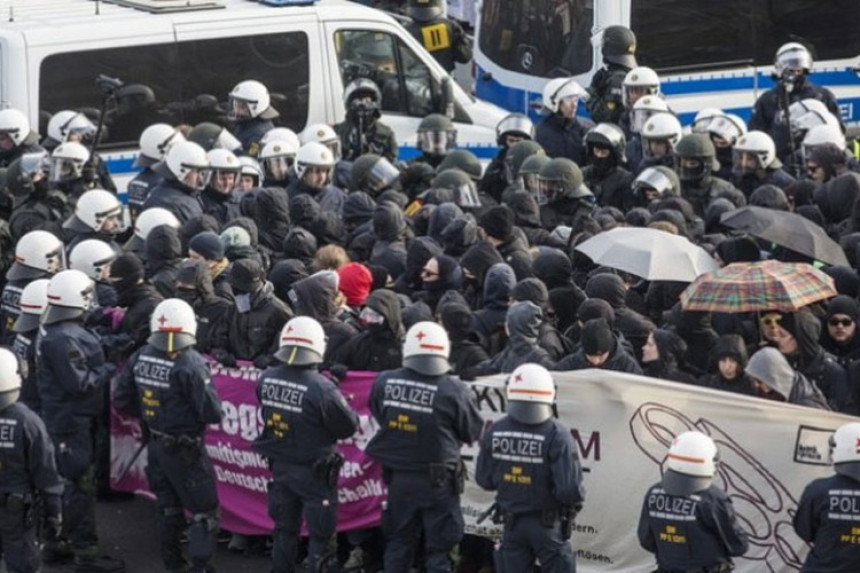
[
  {"xmin": 252, "ymin": 187, "xmax": 292, "ymax": 253},
  {"xmin": 212, "ymin": 281, "xmax": 293, "ymax": 361},
  {"xmin": 201, "ymin": 185, "xmax": 241, "ymax": 227},
  {"xmin": 439, "ymin": 300, "xmax": 489, "ymax": 374},
  {"xmin": 671, "ymin": 310, "xmax": 719, "ymax": 376},
  {"xmin": 289, "ymin": 274, "xmax": 359, "ymax": 365},
  {"xmin": 643, "ymin": 329, "xmax": 697, "ymax": 384},
  {"xmin": 700, "ymin": 334, "xmax": 755, "ymax": 396},
  {"xmin": 820, "ymin": 295, "xmax": 860, "ymax": 369},
  {"xmin": 427, "ymin": 203, "xmax": 464, "ymax": 243},
  {"xmin": 506, "ymin": 192, "xmax": 566, "ymax": 249},
  {"xmin": 115, "ymin": 282, "xmax": 163, "ymax": 352},
  {"xmin": 553, "ymin": 332, "xmax": 642, "ymax": 374},
  {"xmin": 332, "ymin": 289, "xmax": 404, "ymax": 372},
  {"xmin": 369, "ymin": 202, "xmax": 408, "ymax": 279},
  {"xmin": 175, "ymin": 260, "xmax": 231, "ymax": 353},
  {"xmin": 145, "ymin": 225, "xmax": 183, "ymax": 299},
  {"xmin": 586, "ymin": 273, "xmax": 654, "ymax": 361},
  {"xmin": 392, "ymin": 236, "xmax": 442, "ymax": 296},
  {"xmin": 473, "ymin": 263, "xmax": 516, "ymax": 355}
]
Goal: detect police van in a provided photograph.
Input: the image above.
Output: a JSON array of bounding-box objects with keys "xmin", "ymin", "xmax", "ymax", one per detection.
[
  {"xmin": 1, "ymin": 0, "xmax": 507, "ymax": 192},
  {"xmin": 475, "ymin": 0, "xmax": 860, "ymax": 127}
]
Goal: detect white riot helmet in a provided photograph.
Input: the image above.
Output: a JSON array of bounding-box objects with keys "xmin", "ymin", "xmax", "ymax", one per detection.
[
  {"xmin": 47, "ymin": 110, "xmax": 96, "ymax": 145},
  {"xmin": 403, "ymin": 321, "xmax": 450, "ymax": 376},
  {"xmin": 0, "ymin": 348, "xmax": 22, "ymax": 411},
  {"xmin": 300, "ymin": 123, "xmax": 342, "ymax": 162},
  {"xmin": 274, "ymin": 316, "xmax": 327, "ymax": 366},
  {"xmin": 630, "ymin": 96, "xmax": 670, "ymax": 134},
  {"xmin": 792, "ymin": 109, "xmax": 840, "ymax": 138},
  {"xmin": 207, "ymin": 148, "xmax": 240, "ymax": 193},
  {"xmin": 228, "ymin": 80, "xmax": 271, "ymax": 120},
  {"xmin": 164, "ymin": 140, "xmax": 210, "ymax": 189},
  {"xmin": 0, "ymin": 108, "xmax": 31, "ymax": 147},
  {"xmin": 789, "ymin": 98, "xmax": 830, "ymax": 120},
  {"xmin": 12, "ymin": 279, "xmax": 49, "ymax": 333},
  {"xmin": 64, "ymin": 189, "xmax": 123, "ymax": 233},
  {"xmin": 135, "ymin": 123, "xmax": 185, "ymax": 167},
  {"xmin": 69, "ymin": 240, "xmax": 116, "ymax": 281},
  {"xmin": 7, "ymin": 230, "xmax": 66, "ymax": 281},
  {"xmin": 260, "ymin": 127, "xmax": 301, "ymax": 150},
  {"xmin": 506, "ymin": 363, "xmax": 556, "ymax": 424},
  {"xmin": 775, "ymin": 42, "xmax": 813, "ymax": 77},
  {"xmin": 149, "ymin": 298, "xmax": 198, "ymax": 353},
  {"xmin": 238, "ymin": 156, "xmax": 263, "ymax": 187},
  {"xmin": 496, "ymin": 113, "xmax": 534, "ymax": 146},
  {"xmin": 831, "ymin": 422, "xmax": 860, "ymax": 481},
  {"xmin": 707, "ymin": 113, "xmax": 747, "ymax": 146},
  {"xmin": 690, "ymin": 108, "xmax": 725, "ymax": 134},
  {"xmin": 663, "ymin": 431, "xmax": 718, "ymax": 496},
  {"xmin": 541, "ymin": 78, "xmax": 588, "ymax": 115},
  {"xmin": 295, "ymin": 142, "xmax": 335, "ymax": 182},
  {"xmin": 49, "ymin": 141, "xmax": 90, "ymax": 183},
  {"xmin": 622, "ymin": 66, "xmax": 661, "ymax": 109},
  {"xmin": 43, "ymin": 269, "xmax": 96, "ymax": 325},
  {"xmin": 802, "ymin": 124, "xmax": 847, "ymax": 162},
  {"xmin": 133, "ymin": 207, "xmax": 181, "ymax": 242},
  {"xmin": 733, "ymin": 131, "xmax": 779, "ymax": 175},
  {"xmin": 641, "ymin": 114, "xmax": 683, "ymax": 158},
  {"xmin": 260, "ymin": 139, "xmax": 299, "ymax": 182}
]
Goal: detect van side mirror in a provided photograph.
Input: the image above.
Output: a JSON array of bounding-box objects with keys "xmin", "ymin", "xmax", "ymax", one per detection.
[{"xmin": 437, "ymin": 76, "xmax": 455, "ymax": 119}]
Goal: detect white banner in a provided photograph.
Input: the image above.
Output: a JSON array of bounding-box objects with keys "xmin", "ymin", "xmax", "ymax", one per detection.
[{"xmin": 461, "ymin": 369, "xmax": 859, "ymax": 572}]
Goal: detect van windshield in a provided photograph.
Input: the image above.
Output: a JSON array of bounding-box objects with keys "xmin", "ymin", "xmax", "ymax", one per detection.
[{"xmin": 478, "ymin": 0, "xmax": 593, "ymax": 77}]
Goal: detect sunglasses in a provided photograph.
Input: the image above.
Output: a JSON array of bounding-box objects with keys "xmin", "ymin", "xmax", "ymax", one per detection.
[
  {"xmin": 829, "ymin": 318, "xmax": 855, "ymax": 327},
  {"xmin": 761, "ymin": 316, "xmax": 782, "ymax": 327}
]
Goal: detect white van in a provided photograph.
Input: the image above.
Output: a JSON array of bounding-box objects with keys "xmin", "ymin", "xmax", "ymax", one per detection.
[
  {"xmin": 1, "ymin": 0, "xmax": 507, "ymax": 192},
  {"xmin": 475, "ymin": 0, "xmax": 860, "ymax": 128}
]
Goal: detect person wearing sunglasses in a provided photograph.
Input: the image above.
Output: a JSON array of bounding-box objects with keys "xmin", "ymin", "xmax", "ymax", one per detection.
[
  {"xmin": 768, "ymin": 308, "xmax": 852, "ymax": 413},
  {"xmin": 821, "ymin": 296, "xmax": 860, "ymax": 371}
]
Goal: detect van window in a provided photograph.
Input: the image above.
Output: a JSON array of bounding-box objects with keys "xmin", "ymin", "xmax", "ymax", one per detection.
[
  {"xmin": 632, "ymin": 0, "xmax": 860, "ymax": 72},
  {"xmin": 334, "ymin": 30, "xmax": 436, "ymax": 118},
  {"xmin": 478, "ymin": 0, "xmax": 593, "ymax": 77},
  {"xmin": 40, "ymin": 32, "xmax": 310, "ymax": 150}
]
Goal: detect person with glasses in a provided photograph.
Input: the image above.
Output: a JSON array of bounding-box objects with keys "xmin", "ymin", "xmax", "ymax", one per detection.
[{"xmin": 821, "ymin": 296, "xmax": 860, "ymax": 371}]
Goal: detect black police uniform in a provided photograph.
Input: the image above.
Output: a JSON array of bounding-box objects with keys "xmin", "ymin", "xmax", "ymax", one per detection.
[
  {"xmin": 334, "ymin": 120, "xmax": 398, "ymax": 163},
  {"xmin": 287, "ymin": 180, "xmax": 348, "ymax": 216},
  {"xmin": 475, "ymin": 415, "xmax": 585, "ymax": 572},
  {"xmin": 406, "ymin": 17, "xmax": 472, "ymax": 72},
  {"xmin": 232, "ymin": 117, "xmax": 275, "ymax": 157},
  {"xmin": 36, "ymin": 319, "xmax": 117, "ymax": 559},
  {"xmin": 366, "ymin": 366, "xmax": 483, "ymax": 572},
  {"xmin": 535, "ymin": 115, "xmax": 589, "ymax": 165},
  {"xmin": 126, "ymin": 168, "xmax": 163, "ymax": 223},
  {"xmin": 638, "ymin": 482, "xmax": 749, "ymax": 572},
  {"xmin": 794, "ymin": 472, "xmax": 860, "ymax": 572},
  {"xmin": 115, "ymin": 344, "xmax": 222, "ymax": 572},
  {"xmin": 12, "ymin": 329, "xmax": 40, "ymax": 413},
  {"xmin": 252, "ymin": 364, "xmax": 358, "ymax": 572},
  {"xmin": 0, "ymin": 401, "xmax": 63, "ymax": 573},
  {"xmin": 201, "ymin": 186, "xmax": 242, "ymax": 228},
  {"xmin": 586, "ymin": 64, "xmax": 629, "ymax": 125},
  {"xmin": 1, "ymin": 279, "xmax": 29, "ymax": 345},
  {"xmin": 141, "ymin": 178, "xmax": 204, "ymax": 226}
]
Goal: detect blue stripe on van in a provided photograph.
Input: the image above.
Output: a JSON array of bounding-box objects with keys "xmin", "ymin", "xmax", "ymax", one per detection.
[{"xmin": 661, "ymin": 69, "xmax": 860, "ymax": 96}]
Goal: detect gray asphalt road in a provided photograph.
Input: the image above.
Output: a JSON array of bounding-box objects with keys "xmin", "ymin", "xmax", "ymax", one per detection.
[{"xmin": 35, "ymin": 497, "xmax": 270, "ymax": 573}]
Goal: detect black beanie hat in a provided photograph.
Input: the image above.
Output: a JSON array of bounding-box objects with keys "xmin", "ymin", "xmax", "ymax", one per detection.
[
  {"xmin": 581, "ymin": 318, "xmax": 614, "ymax": 355},
  {"xmin": 188, "ymin": 231, "xmax": 225, "ymax": 261},
  {"xmin": 478, "ymin": 205, "xmax": 515, "ymax": 241},
  {"xmin": 577, "ymin": 298, "xmax": 616, "ymax": 329},
  {"xmin": 230, "ymin": 259, "xmax": 263, "ymax": 293},
  {"xmin": 109, "ymin": 253, "xmax": 144, "ymax": 282},
  {"xmin": 827, "ymin": 295, "xmax": 860, "ymax": 322}
]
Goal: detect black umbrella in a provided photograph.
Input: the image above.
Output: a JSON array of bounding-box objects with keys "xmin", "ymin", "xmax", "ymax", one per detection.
[{"xmin": 720, "ymin": 206, "xmax": 849, "ymax": 267}]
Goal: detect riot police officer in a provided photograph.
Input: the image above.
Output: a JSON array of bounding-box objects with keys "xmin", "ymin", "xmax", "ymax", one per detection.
[
  {"xmin": 0, "ymin": 108, "xmax": 45, "ymax": 169},
  {"xmin": 227, "ymin": 80, "xmax": 280, "ymax": 156},
  {"xmin": 6, "ymin": 151, "xmax": 70, "ymax": 242},
  {"xmin": 126, "ymin": 123, "xmax": 184, "ymax": 223},
  {"xmin": 366, "ymin": 321, "xmax": 483, "ymax": 573},
  {"xmin": 288, "ymin": 142, "xmax": 348, "ymax": 215},
  {"xmin": 115, "ymin": 298, "xmax": 222, "ymax": 573},
  {"xmin": 334, "ymin": 79, "xmax": 398, "ymax": 162},
  {"xmin": 475, "ymin": 363, "xmax": 585, "ymax": 572},
  {"xmin": 674, "ymin": 133, "xmax": 736, "ymax": 219},
  {"xmin": 0, "ymin": 346, "xmax": 64, "ymax": 573},
  {"xmin": 200, "ymin": 148, "xmax": 242, "ymax": 227},
  {"xmin": 638, "ymin": 431, "xmax": 748, "ymax": 572},
  {"xmin": 537, "ymin": 157, "xmax": 595, "ymax": 231},
  {"xmin": 405, "ymin": 0, "xmax": 472, "ymax": 73},
  {"xmin": 252, "ymin": 316, "xmax": 359, "ymax": 572},
  {"xmin": 36, "ymin": 270, "xmax": 124, "ymax": 572},
  {"xmin": 481, "ymin": 113, "xmax": 534, "ymax": 203},
  {"xmin": 535, "ymin": 78, "xmax": 591, "ymax": 165},
  {"xmin": 10, "ymin": 279, "xmax": 50, "ymax": 412},
  {"xmin": 142, "ymin": 140, "xmax": 209, "ymax": 225},
  {"xmin": 63, "ymin": 189, "xmax": 124, "ymax": 253},
  {"xmin": 586, "ymin": 25, "xmax": 637, "ymax": 124},
  {"xmin": 582, "ymin": 123, "xmax": 633, "ymax": 211},
  {"xmin": 731, "ymin": 131, "xmax": 795, "ymax": 198},
  {"xmin": 794, "ymin": 422, "xmax": 860, "ymax": 570}
]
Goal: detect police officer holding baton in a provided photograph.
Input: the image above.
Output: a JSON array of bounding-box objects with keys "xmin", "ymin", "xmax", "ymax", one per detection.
[
  {"xmin": 252, "ymin": 316, "xmax": 359, "ymax": 573},
  {"xmin": 475, "ymin": 363, "xmax": 584, "ymax": 572},
  {"xmin": 366, "ymin": 321, "xmax": 483, "ymax": 573},
  {"xmin": 115, "ymin": 298, "xmax": 223, "ymax": 573}
]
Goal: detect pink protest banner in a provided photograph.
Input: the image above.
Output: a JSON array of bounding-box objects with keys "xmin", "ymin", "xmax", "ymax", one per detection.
[{"xmin": 111, "ymin": 361, "xmax": 385, "ymax": 535}]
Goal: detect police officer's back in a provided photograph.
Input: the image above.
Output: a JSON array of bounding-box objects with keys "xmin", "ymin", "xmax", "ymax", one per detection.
[
  {"xmin": 794, "ymin": 422, "xmax": 860, "ymax": 572},
  {"xmin": 115, "ymin": 298, "xmax": 222, "ymax": 573},
  {"xmin": 10, "ymin": 279, "xmax": 49, "ymax": 413},
  {"xmin": 476, "ymin": 363, "xmax": 584, "ymax": 572},
  {"xmin": 405, "ymin": 0, "xmax": 472, "ymax": 73},
  {"xmin": 366, "ymin": 321, "xmax": 483, "ymax": 572},
  {"xmin": 638, "ymin": 431, "xmax": 748, "ymax": 572},
  {"xmin": 36, "ymin": 270, "xmax": 124, "ymax": 571},
  {"xmin": 252, "ymin": 316, "xmax": 358, "ymax": 573},
  {"xmin": 0, "ymin": 347, "xmax": 63, "ymax": 573},
  {"xmin": 586, "ymin": 26, "xmax": 637, "ymax": 125}
]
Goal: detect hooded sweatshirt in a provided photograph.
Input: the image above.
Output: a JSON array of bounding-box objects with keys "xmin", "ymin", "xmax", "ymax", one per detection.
[
  {"xmin": 586, "ymin": 273, "xmax": 654, "ymax": 361},
  {"xmin": 820, "ymin": 295, "xmax": 860, "ymax": 368},
  {"xmin": 473, "ymin": 263, "xmax": 516, "ymax": 353},
  {"xmin": 145, "ymin": 225, "xmax": 183, "ymax": 299},
  {"xmin": 175, "ymin": 260, "xmax": 231, "ymax": 352},
  {"xmin": 745, "ymin": 347, "xmax": 829, "ymax": 410},
  {"xmin": 331, "ymin": 289, "xmax": 404, "ymax": 372},
  {"xmin": 700, "ymin": 334, "xmax": 755, "ymax": 396},
  {"xmin": 289, "ymin": 274, "xmax": 359, "ymax": 364},
  {"xmin": 392, "ymin": 236, "xmax": 443, "ymax": 296},
  {"xmin": 369, "ymin": 202, "xmax": 408, "ymax": 279}
]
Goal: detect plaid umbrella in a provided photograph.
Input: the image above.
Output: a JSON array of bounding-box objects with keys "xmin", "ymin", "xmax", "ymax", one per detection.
[
  {"xmin": 680, "ymin": 260, "xmax": 836, "ymax": 313},
  {"xmin": 574, "ymin": 227, "xmax": 719, "ymax": 282},
  {"xmin": 719, "ymin": 206, "xmax": 849, "ymax": 267}
]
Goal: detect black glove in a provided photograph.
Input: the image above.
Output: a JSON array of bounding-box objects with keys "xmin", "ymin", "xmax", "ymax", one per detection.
[
  {"xmin": 213, "ymin": 351, "xmax": 236, "ymax": 367},
  {"xmin": 328, "ymin": 363, "xmax": 348, "ymax": 384},
  {"xmin": 253, "ymin": 354, "xmax": 273, "ymax": 370},
  {"xmin": 41, "ymin": 493, "xmax": 63, "ymax": 541},
  {"xmin": 96, "ymin": 363, "xmax": 118, "ymax": 386}
]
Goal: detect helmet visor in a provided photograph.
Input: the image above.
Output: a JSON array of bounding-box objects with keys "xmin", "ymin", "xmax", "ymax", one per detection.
[
  {"xmin": 732, "ymin": 149, "xmax": 762, "ymax": 175},
  {"xmin": 20, "ymin": 151, "xmax": 49, "ymax": 178},
  {"xmin": 456, "ymin": 183, "xmax": 481, "ymax": 208},
  {"xmin": 631, "ymin": 109, "xmax": 655, "ymax": 134},
  {"xmin": 324, "ymin": 139, "xmax": 342, "ymax": 162},
  {"xmin": 633, "ymin": 169, "xmax": 673, "ymax": 196},
  {"xmin": 182, "ymin": 166, "xmax": 211, "ymax": 191},
  {"xmin": 366, "ymin": 158, "xmax": 400, "ymax": 191},
  {"xmin": 418, "ymin": 130, "xmax": 456, "ymax": 155},
  {"xmin": 522, "ymin": 172, "xmax": 540, "ymax": 195},
  {"xmin": 264, "ymin": 156, "xmax": 292, "ymax": 181},
  {"xmin": 537, "ymin": 177, "xmax": 565, "ymax": 204},
  {"xmin": 49, "ymin": 157, "xmax": 84, "ymax": 183},
  {"xmin": 215, "ymin": 129, "xmax": 242, "ymax": 153},
  {"xmin": 228, "ymin": 96, "xmax": 254, "ymax": 121}
]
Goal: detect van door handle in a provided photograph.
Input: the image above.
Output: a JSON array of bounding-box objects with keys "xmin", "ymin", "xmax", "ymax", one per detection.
[{"xmin": 481, "ymin": 71, "xmax": 493, "ymax": 82}]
